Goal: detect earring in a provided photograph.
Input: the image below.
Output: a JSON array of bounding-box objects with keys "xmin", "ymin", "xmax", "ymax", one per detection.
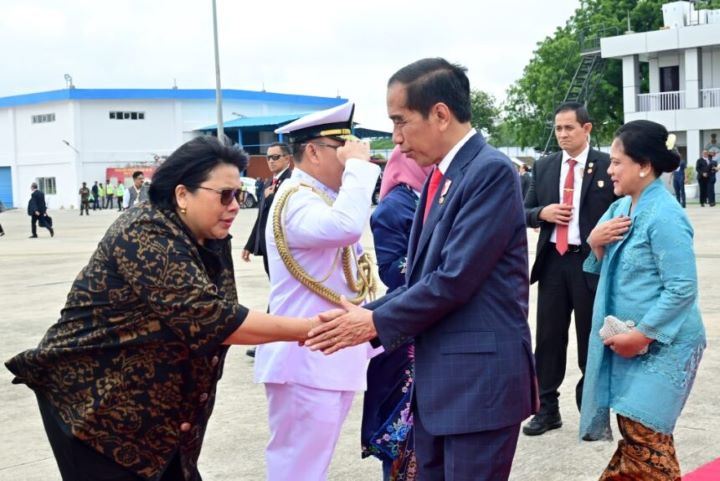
[
  {"xmin": 639, "ymin": 171, "xmax": 647, "ymax": 178},
  {"xmin": 180, "ymin": 207, "xmax": 187, "ymax": 214}
]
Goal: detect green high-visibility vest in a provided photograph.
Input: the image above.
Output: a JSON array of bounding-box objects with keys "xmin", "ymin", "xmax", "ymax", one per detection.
[
  {"xmin": 116, "ymin": 184, "xmax": 125, "ymax": 197},
  {"xmin": 106, "ymin": 184, "xmax": 115, "ymax": 195}
]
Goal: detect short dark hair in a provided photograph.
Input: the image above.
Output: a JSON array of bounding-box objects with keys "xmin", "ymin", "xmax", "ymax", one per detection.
[
  {"xmin": 388, "ymin": 58, "xmax": 471, "ymax": 122},
  {"xmin": 132, "ymin": 171, "xmax": 144, "ymax": 180},
  {"xmin": 614, "ymin": 120, "xmax": 680, "ymax": 177},
  {"xmin": 554, "ymin": 102, "xmax": 591, "ymax": 125},
  {"xmin": 149, "ymin": 136, "xmax": 248, "ymax": 210},
  {"xmin": 268, "ymin": 142, "xmax": 292, "ymax": 156}
]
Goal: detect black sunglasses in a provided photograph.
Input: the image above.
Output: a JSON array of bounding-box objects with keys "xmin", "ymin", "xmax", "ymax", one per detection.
[
  {"xmin": 267, "ymin": 154, "xmax": 287, "ymax": 161},
  {"xmin": 196, "ymin": 186, "xmax": 242, "ymax": 206}
]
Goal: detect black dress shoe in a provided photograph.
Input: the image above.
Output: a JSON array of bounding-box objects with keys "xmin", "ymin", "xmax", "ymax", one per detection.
[
  {"xmin": 522, "ymin": 412, "xmax": 562, "ymax": 436},
  {"xmin": 246, "ymin": 347, "xmax": 256, "ymax": 358},
  {"xmin": 29, "ymin": 235, "xmax": 38, "ymax": 238},
  {"xmin": 49, "ymin": 227, "xmax": 54, "ymax": 237}
]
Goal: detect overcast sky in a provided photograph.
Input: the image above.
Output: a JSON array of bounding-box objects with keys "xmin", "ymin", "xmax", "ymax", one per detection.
[{"xmin": 1, "ymin": 0, "xmax": 580, "ymax": 130}]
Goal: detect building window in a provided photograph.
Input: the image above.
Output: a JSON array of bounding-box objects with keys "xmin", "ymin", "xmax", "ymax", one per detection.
[
  {"xmin": 109, "ymin": 111, "xmax": 146, "ymax": 120},
  {"xmin": 31, "ymin": 113, "xmax": 56, "ymax": 124},
  {"xmin": 37, "ymin": 177, "xmax": 57, "ymax": 195}
]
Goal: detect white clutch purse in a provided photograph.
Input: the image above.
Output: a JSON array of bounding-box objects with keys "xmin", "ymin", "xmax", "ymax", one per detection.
[{"xmin": 599, "ymin": 315, "xmax": 648, "ymax": 355}]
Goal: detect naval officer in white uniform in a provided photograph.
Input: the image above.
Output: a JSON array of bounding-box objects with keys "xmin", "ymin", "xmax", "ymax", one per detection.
[{"xmin": 254, "ymin": 102, "xmax": 381, "ymax": 480}]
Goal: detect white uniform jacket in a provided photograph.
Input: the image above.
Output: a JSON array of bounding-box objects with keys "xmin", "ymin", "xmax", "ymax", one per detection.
[{"xmin": 254, "ymin": 158, "xmax": 381, "ymax": 391}]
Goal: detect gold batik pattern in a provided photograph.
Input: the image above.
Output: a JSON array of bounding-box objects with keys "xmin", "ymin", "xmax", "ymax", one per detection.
[
  {"xmin": 5, "ymin": 204, "xmax": 248, "ymax": 481},
  {"xmin": 600, "ymin": 415, "xmax": 681, "ymax": 481}
]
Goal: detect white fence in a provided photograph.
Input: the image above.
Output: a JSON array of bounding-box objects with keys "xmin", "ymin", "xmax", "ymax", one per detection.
[
  {"xmin": 638, "ymin": 91, "xmax": 686, "ymax": 112},
  {"xmin": 701, "ymin": 87, "xmax": 720, "ymax": 108}
]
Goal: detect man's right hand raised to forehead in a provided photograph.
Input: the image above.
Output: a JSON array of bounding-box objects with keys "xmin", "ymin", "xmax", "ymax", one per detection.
[{"xmin": 337, "ymin": 139, "xmax": 370, "ymax": 165}]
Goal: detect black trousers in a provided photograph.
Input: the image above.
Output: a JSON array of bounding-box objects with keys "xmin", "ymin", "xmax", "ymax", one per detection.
[
  {"xmin": 30, "ymin": 214, "xmax": 52, "ymax": 237},
  {"xmin": 698, "ymin": 178, "xmax": 709, "ymax": 205},
  {"xmin": 36, "ymin": 393, "xmax": 187, "ymax": 481},
  {"xmin": 534, "ymin": 248, "xmax": 595, "ymax": 414},
  {"xmin": 709, "ymin": 179, "xmax": 716, "ymax": 205}
]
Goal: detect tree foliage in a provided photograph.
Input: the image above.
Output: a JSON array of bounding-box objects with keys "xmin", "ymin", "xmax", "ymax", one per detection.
[
  {"xmin": 470, "ymin": 89, "xmax": 501, "ymax": 142},
  {"xmin": 505, "ymin": 0, "xmax": 670, "ymax": 150}
]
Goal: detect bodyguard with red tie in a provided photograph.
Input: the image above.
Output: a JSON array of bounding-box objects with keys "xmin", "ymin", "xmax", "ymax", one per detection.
[{"xmin": 523, "ymin": 102, "xmax": 616, "ymax": 437}]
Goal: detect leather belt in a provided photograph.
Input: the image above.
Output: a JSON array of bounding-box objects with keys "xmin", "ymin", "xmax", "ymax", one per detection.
[{"xmin": 551, "ymin": 242, "xmax": 582, "ymax": 253}]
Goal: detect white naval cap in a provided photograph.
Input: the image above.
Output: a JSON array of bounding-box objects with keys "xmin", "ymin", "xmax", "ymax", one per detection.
[{"xmin": 275, "ymin": 101, "xmax": 357, "ymax": 143}]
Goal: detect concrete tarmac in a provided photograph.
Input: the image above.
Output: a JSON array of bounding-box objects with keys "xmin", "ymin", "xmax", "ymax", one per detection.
[{"xmin": 0, "ymin": 203, "xmax": 717, "ymax": 480}]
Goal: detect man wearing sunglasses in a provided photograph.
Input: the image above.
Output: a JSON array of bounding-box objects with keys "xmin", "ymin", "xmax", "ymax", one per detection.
[
  {"xmin": 242, "ymin": 142, "xmax": 293, "ymax": 275},
  {"xmin": 253, "ymin": 102, "xmax": 380, "ymax": 481},
  {"xmin": 242, "ymin": 143, "xmax": 293, "ymax": 358}
]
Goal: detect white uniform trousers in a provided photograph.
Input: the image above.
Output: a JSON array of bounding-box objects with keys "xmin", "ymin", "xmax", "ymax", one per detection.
[{"xmin": 264, "ymin": 382, "xmax": 355, "ymax": 481}]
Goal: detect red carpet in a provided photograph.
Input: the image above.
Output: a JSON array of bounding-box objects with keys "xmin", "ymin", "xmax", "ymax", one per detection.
[{"xmin": 684, "ymin": 457, "xmax": 720, "ymax": 480}]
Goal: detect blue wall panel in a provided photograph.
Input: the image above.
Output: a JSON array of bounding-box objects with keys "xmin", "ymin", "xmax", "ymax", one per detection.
[{"xmin": 0, "ymin": 167, "xmax": 13, "ymax": 208}]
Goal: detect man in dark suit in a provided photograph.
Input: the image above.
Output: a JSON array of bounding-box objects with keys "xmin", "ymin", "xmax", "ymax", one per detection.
[
  {"xmin": 242, "ymin": 142, "xmax": 293, "ymax": 275},
  {"xmin": 519, "ymin": 163, "xmax": 532, "ymax": 200},
  {"xmin": 306, "ymin": 58, "xmax": 536, "ymax": 480},
  {"xmin": 696, "ymin": 150, "xmax": 713, "ymax": 207},
  {"xmin": 28, "ymin": 182, "xmax": 54, "ymax": 238},
  {"xmin": 242, "ymin": 142, "xmax": 292, "ymax": 358},
  {"xmin": 522, "ymin": 102, "xmax": 615, "ymax": 437}
]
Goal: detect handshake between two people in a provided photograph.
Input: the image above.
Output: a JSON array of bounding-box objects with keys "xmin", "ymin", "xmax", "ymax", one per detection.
[{"xmin": 303, "ymin": 297, "xmax": 378, "ymax": 355}]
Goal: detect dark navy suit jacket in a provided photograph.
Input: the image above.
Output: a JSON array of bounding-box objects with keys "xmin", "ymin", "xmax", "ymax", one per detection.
[{"xmin": 367, "ymin": 133, "xmax": 537, "ymax": 436}]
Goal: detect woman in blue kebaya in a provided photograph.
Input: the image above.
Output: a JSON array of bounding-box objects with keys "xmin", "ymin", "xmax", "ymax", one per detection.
[{"xmin": 580, "ymin": 120, "xmax": 706, "ymax": 481}]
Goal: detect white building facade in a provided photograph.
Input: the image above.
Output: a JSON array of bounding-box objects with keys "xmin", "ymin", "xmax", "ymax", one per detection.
[
  {"xmin": 0, "ymin": 88, "xmax": 344, "ymax": 209},
  {"xmin": 601, "ymin": 1, "xmax": 720, "ymax": 167}
]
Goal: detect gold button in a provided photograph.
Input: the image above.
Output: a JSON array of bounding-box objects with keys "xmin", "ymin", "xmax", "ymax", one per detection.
[
  {"xmin": 180, "ymin": 422, "xmax": 192, "ymax": 432},
  {"xmin": 199, "ymin": 393, "xmax": 209, "ymax": 402},
  {"xmin": 211, "ymin": 356, "xmax": 219, "ymax": 366}
]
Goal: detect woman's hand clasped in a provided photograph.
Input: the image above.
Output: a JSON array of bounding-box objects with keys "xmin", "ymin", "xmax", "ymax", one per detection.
[{"xmin": 604, "ymin": 330, "xmax": 652, "ymax": 358}]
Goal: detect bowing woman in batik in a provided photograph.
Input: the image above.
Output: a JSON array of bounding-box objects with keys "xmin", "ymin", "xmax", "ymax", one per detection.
[{"xmin": 6, "ymin": 136, "xmax": 321, "ymax": 481}]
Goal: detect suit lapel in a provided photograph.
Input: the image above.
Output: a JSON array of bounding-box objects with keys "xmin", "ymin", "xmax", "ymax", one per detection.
[
  {"xmin": 580, "ymin": 150, "xmax": 598, "ymax": 207},
  {"xmin": 549, "ymin": 154, "xmax": 563, "ymax": 204},
  {"xmin": 408, "ymin": 133, "xmax": 484, "ymax": 280}
]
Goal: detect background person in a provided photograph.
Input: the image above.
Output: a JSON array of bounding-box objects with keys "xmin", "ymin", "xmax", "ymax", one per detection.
[
  {"xmin": 242, "ymin": 142, "xmax": 293, "ymax": 276},
  {"xmin": 581, "ymin": 120, "xmax": 705, "ymax": 480},
  {"xmin": 28, "ymin": 182, "xmax": 54, "ymax": 238},
  {"xmin": 522, "ymin": 102, "xmax": 616, "ymax": 437},
  {"xmin": 116, "ymin": 182, "xmax": 125, "ymax": 211},
  {"xmin": 91, "ymin": 181, "xmax": 100, "ymax": 210},
  {"xmin": 5, "ymin": 136, "xmax": 323, "ymax": 481},
  {"xmin": 104, "ymin": 180, "xmax": 115, "ymax": 209},
  {"xmin": 519, "ymin": 163, "xmax": 532, "ymax": 199},
  {"xmin": 242, "ymin": 142, "xmax": 293, "ymax": 359},
  {"xmin": 78, "ymin": 182, "xmax": 91, "ymax": 216},
  {"xmin": 97, "ymin": 182, "xmax": 106, "ymax": 209},
  {"xmin": 672, "ymin": 155, "xmax": 687, "ymax": 208},
  {"xmin": 124, "ymin": 171, "xmax": 150, "ymax": 209},
  {"xmin": 362, "ymin": 146, "xmax": 431, "ymax": 480}
]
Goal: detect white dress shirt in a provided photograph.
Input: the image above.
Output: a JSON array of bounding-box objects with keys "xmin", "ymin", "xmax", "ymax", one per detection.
[
  {"xmin": 437, "ymin": 128, "xmax": 477, "ymax": 175},
  {"xmin": 254, "ymin": 158, "xmax": 381, "ymax": 391},
  {"xmin": 550, "ymin": 143, "xmax": 589, "ymax": 247}
]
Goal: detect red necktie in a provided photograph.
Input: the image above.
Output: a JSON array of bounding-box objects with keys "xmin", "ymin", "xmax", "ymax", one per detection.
[
  {"xmin": 555, "ymin": 158, "xmax": 577, "ymax": 255},
  {"xmin": 271, "ymin": 178, "xmax": 278, "ymax": 189},
  {"xmin": 424, "ymin": 167, "xmax": 444, "ymax": 222}
]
